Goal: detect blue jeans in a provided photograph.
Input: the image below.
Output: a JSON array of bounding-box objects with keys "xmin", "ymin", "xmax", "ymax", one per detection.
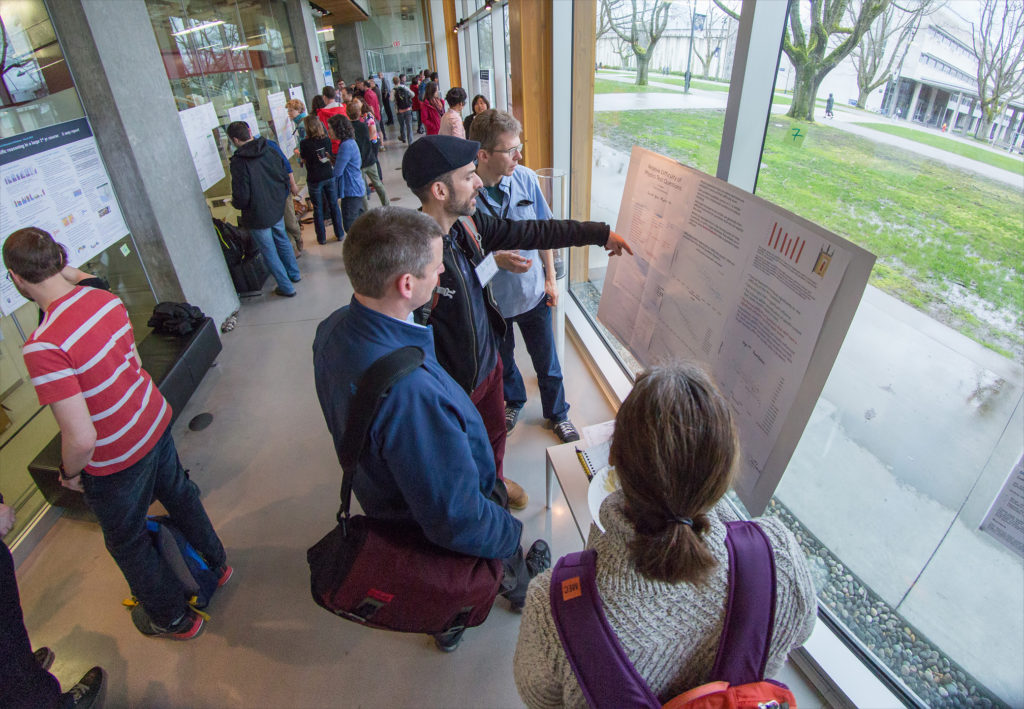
[
  {"xmin": 250, "ymin": 218, "xmax": 301, "ymax": 294},
  {"xmin": 398, "ymin": 110, "xmax": 413, "ymax": 141},
  {"xmin": 499, "ymin": 296, "xmax": 569, "ymax": 422},
  {"xmin": 83, "ymin": 428, "xmax": 225, "ymax": 627},
  {"xmin": 309, "ymin": 178, "xmax": 343, "ymax": 243}
]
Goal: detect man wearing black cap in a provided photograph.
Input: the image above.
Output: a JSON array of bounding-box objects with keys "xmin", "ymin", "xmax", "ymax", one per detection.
[{"xmin": 402, "ymin": 135, "xmax": 632, "ymax": 510}]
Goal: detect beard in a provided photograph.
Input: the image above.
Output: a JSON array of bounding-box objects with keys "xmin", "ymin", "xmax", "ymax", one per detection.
[{"xmin": 446, "ymin": 193, "xmax": 476, "ymax": 218}]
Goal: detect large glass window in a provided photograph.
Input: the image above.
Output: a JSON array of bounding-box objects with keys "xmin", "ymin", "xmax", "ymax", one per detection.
[
  {"xmin": 1, "ymin": 0, "xmax": 157, "ymax": 541},
  {"xmin": 571, "ymin": 1, "xmax": 1023, "ymax": 705},
  {"xmin": 357, "ymin": 1, "xmax": 432, "ymax": 77}
]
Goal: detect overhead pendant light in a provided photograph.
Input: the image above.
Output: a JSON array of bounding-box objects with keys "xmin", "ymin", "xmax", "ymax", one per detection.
[{"xmin": 171, "ymin": 19, "xmax": 225, "ymax": 37}]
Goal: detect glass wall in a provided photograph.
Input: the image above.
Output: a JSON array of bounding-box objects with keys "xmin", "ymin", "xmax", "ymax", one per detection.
[
  {"xmin": 569, "ymin": 1, "xmax": 1024, "ymax": 706},
  {"xmin": 357, "ymin": 1, "xmax": 432, "ymax": 77},
  {"xmin": 1, "ymin": 0, "xmax": 157, "ymax": 541},
  {"xmin": 145, "ymin": 0, "xmax": 305, "ymax": 216}
]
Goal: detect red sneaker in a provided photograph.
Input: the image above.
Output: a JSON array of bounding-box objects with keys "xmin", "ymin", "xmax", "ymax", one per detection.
[{"xmin": 216, "ymin": 565, "xmax": 234, "ymax": 587}]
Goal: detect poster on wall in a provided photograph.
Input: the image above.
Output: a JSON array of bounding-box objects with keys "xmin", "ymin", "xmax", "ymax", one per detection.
[
  {"xmin": 289, "ymin": 86, "xmax": 304, "ymax": 103},
  {"xmin": 980, "ymin": 454, "xmax": 1024, "ymax": 559},
  {"xmin": 267, "ymin": 91, "xmax": 296, "ymax": 156},
  {"xmin": 597, "ymin": 147, "xmax": 874, "ymax": 513},
  {"xmin": 227, "ymin": 102, "xmax": 260, "ymax": 139},
  {"xmin": 178, "ymin": 102, "xmax": 224, "ymax": 192},
  {"xmin": 0, "ymin": 117, "xmax": 130, "ymax": 315}
]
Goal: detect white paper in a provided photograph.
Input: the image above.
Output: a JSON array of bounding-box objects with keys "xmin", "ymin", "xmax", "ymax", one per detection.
[
  {"xmin": 980, "ymin": 454, "xmax": 1024, "ymax": 558},
  {"xmin": 267, "ymin": 91, "xmax": 296, "ymax": 156},
  {"xmin": 227, "ymin": 102, "xmax": 260, "ymax": 139},
  {"xmin": 178, "ymin": 102, "xmax": 224, "ymax": 192},
  {"xmin": 1, "ymin": 118, "xmax": 130, "ymax": 315},
  {"xmin": 475, "ymin": 252, "xmax": 499, "ymax": 287},
  {"xmin": 598, "ymin": 147, "xmax": 858, "ymax": 504},
  {"xmin": 289, "ymin": 85, "xmax": 304, "ymax": 103}
]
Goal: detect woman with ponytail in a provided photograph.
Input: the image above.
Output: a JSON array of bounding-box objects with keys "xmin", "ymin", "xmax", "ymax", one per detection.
[{"xmin": 513, "ymin": 361, "xmax": 817, "ymax": 708}]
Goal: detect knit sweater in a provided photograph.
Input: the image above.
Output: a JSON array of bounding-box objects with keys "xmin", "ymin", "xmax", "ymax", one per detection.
[{"xmin": 513, "ymin": 493, "xmax": 817, "ymax": 708}]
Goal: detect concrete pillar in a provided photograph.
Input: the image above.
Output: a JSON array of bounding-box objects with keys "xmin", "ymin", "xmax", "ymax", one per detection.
[
  {"xmin": 285, "ymin": 0, "xmax": 326, "ymax": 102},
  {"xmin": 46, "ymin": 0, "xmax": 238, "ymax": 327},
  {"xmin": 923, "ymin": 87, "xmax": 936, "ymax": 125},
  {"xmin": 333, "ymin": 24, "xmax": 367, "ymax": 82},
  {"xmin": 908, "ymin": 82, "xmax": 923, "ymax": 121}
]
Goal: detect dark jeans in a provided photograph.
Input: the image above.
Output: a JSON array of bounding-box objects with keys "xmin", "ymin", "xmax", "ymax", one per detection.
[
  {"xmin": 82, "ymin": 428, "xmax": 225, "ymax": 628},
  {"xmin": 499, "ymin": 296, "xmax": 569, "ymax": 422},
  {"xmin": 470, "ymin": 361, "xmax": 506, "ymax": 481},
  {"xmin": 0, "ymin": 542, "xmax": 61, "ymax": 709},
  {"xmin": 340, "ymin": 196, "xmax": 364, "ymax": 232},
  {"xmin": 309, "ymin": 177, "xmax": 343, "ymax": 243}
]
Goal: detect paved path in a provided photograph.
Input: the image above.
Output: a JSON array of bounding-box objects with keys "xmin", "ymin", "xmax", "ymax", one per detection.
[{"xmin": 594, "ymin": 72, "xmax": 1024, "ymax": 188}]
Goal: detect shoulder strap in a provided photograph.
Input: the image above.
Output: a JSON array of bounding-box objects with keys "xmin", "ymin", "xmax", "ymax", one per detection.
[
  {"xmin": 549, "ymin": 550, "xmax": 661, "ymax": 709},
  {"xmin": 709, "ymin": 520, "xmax": 777, "ymax": 685},
  {"xmin": 336, "ymin": 346, "xmax": 425, "ymax": 528},
  {"xmin": 457, "ymin": 215, "xmax": 483, "ymax": 253}
]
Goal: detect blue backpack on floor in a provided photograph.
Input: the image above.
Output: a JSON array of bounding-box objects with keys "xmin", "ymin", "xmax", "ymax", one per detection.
[{"xmin": 144, "ymin": 515, "xmax": 219, "ymax": 610}]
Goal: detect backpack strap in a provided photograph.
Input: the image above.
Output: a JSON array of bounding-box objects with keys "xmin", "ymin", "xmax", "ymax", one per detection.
[
  {"xmin": 549, "ymin": 550, "xmax": 661, "ymax": 709},
  {"xmin": 457, "ymin": 215, "xmax": 483, "ymax": 254},
  {"xmin": 709, "ymin": 520, "xmax": 778, "ymax": 685},
  {"xmin": 336, "ymin": 346, "xmax": 425, "ymax": 528}
]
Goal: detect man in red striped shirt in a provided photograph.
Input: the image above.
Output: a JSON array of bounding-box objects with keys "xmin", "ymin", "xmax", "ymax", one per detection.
[{"xmin": 3, "ymin": 227, "xmax": 230, "ymax": 641}]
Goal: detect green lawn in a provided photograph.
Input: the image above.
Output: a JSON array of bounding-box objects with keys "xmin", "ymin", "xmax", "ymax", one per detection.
[
  {"xmin": 852, "ymin": 122, "xmax": 1024, "ymax": 174},
  {"xmin": 593, "ymin": 78, "xmax": 674, "ymax": 95},
  {"xmin": 594, "ymin": 109, "xmax": 1024, "ymax": 359}
]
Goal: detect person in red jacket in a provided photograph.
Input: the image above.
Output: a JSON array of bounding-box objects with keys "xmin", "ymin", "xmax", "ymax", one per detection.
[{"xmin": 420, "ymin": 82, "xmax": 444, "ymax": 136}]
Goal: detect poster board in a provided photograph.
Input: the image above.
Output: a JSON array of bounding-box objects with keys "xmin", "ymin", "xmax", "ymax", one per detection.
[
  {"xmin": 597, "ymin": 147, "xmax": 875, "ymax": 514},
  {"xmin": 289, "ymin": 86, "xmax": 305, "ymax": 103},
  {"xmin": 178, "ymin": 102, "xmax": 224, "ymax": 192},
  {"xmin": 980, "ymin": 454, "xmax": 1024, "ymax": 558},
  {"xmin": 227, "ymin": 102, "xmax": 260, "ymax": 138},
  {"xmin": 267, "ymin": 91, "xmax": 296, "ymax": 156},
  {"xmin": 0, "ymin": 117, "xmax": 130, "ymax": 315}
]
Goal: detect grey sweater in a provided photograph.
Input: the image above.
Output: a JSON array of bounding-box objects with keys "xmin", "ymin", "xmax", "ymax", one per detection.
[{"xmin": 513, "ymin": 493, "xmax": 817, "ymax": 708}]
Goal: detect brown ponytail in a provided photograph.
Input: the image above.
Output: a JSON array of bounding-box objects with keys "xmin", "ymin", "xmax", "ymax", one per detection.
[{"xmin": 610, "ymin": 362, "xmax": 738, "ymax": 585}]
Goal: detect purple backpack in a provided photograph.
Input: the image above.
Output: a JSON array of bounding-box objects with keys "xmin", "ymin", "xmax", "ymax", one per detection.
[{"xmin": 549, "ymin": 520, "xmax": 796, "ymax": 709}]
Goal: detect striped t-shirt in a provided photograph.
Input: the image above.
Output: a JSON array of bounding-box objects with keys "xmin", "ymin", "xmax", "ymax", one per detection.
[{"xmin": 23, "ymin": 287, "xmax": 171, "ymax": 476}]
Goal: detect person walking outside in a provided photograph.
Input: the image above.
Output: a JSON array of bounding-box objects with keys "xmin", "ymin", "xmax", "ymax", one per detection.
[{"xmin": 228, "ymin": 121, "xmax": 302, "ymax": 297}]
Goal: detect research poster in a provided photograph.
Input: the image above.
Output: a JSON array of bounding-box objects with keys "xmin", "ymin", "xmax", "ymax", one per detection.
[
  {"xmin": 0, "ymin": 117, "xmax": 130, "ymax": 315},
  {"xmin": 980, "ymin": 454, "xmax": 1024, "ymax": 558},
  {"xmin": 178, "ymin": 102, "xmax": 224, "ymax": 192},
  {"xmin": 267, "ymin": 91, "xmax": 296, "ymax": 156},
  {"xmin": 598, "ymin": 147, "xmax": 874, "ymax": 512},
  {"xmin": 289, "ymin": 86, "xmax": 304, "ymax": 103},
  {"xmin": 227, "ymin": 102, "xmax": 260, "ymax": 139}
]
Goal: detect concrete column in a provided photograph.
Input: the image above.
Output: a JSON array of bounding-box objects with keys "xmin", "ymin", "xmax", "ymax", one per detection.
[
  {"xmin": 285, "ymin": 0, "xmax": 326, "ymax": 101},
  {"xmin": 907, "ymin": 81, "xmax": 923, "ymax": 121},
  {"xmin": 333, "ymin": 24, "xmax": 367, "ymax": 82},
  {"xmin": 46, "ymin": 0, "xmax": 238, "ymax": 327}
]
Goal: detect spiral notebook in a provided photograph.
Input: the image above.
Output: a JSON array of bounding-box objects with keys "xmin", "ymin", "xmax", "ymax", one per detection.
[{"xmin": 575, "ymin": 439, "xmax": 611, "ymax": 481}]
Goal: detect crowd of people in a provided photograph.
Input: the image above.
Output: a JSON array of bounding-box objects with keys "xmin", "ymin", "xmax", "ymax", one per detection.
[{"xmin": 1, "ymin": 66, "xmax": 816, "ymax": 709}]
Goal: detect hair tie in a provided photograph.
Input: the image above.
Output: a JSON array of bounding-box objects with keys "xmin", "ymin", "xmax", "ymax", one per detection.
[{"xmin": 669, "ymin": 516, "xmax": 693, "ymax": 527}]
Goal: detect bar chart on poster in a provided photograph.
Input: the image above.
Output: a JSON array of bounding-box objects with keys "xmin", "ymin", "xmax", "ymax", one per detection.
[{"xmin": 598, "ymin": 147, "xmax": 875, "ymax": 513}]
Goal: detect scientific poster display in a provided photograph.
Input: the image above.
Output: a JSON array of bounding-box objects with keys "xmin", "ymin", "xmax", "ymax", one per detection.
[
  {"xmin": 178, "ymin": 102, "xmax": 224, "ymax": 192},
  {"xmin": 980, "ymin": 454, "xmax": 1024, "ymax": 559},
  {"xmin": 0, "ymin": 117, "xmax": 130, "ymax": 315},
  {"xmin": 289, "ymin": 86, "xmax": 304, "ymax": 103},
  {"xmin": 598, "ymin": 147, "xmax": 875, "ymax": 513},
  {"xmin": 227, "ymin": 102, "xmax": 260, "ymax": 138},
  {"xmin": 267, "ymin": 91, "xmax": 296, "ymax": 156}
]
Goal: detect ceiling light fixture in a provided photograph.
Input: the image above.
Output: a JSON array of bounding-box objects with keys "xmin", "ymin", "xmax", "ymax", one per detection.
[
  {"xmin": 171, "ymin": 19, "xmax": 224, "ymax": 37},
  {"xmin": 230, "ymin": 44, "xmax": 249, "ymax": 51}
]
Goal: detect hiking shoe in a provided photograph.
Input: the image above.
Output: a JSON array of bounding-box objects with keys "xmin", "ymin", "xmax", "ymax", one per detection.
[
  {"xmin": 59, "ymin": 666, "xmax": 105, "ymax": 709},
  {"xmin": 215, "ymin": 564, "xmax": 234, "ymax": 587},
  {"xmin": 34, "ymin": 646, "xmax": 55, "ymax": 671},
  {"xmin": 524, "ymin": 539, "xmax": 551, "ymax": 578},
  {"xmin": 505, "ymin": 404, "xmax": 522, "ymax": 433},
  {"xmin": 553, "ymin": 419, "xmax": 580, "ymax": 443},
  {"xmin": 131, "ymin": 605, "xmax": 204, "ymax": 640},
  {"xmin": 505, "ymin": 479, "xmax": 528, "ymax": 510},
  {"xmin": 431, "ymin": 626, "xmax": 466, "ymax": 653}
]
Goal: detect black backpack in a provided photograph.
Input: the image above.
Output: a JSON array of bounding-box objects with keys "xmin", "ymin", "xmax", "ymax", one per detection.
[
  {"xmin": 148, "ymin": 302, "xmax": 206, "ymax": 336},
  {"xmin": 394, "ymin": 86, "xmax": 412, "ymax": 111},
  {"xmin": 212, "ymin": 217, "xmax": 259, "ymax": 267}
]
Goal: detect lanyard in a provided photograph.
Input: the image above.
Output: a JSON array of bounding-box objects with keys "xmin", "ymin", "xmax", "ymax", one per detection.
[{"xmin": 477, "ymin": 187, "xmax": 510, "ymax": 220}]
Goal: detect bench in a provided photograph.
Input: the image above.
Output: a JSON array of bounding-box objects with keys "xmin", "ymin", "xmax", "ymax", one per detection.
[{"xmin": 27, "ymin": 317, "xmax": 222, "ymax": 512}]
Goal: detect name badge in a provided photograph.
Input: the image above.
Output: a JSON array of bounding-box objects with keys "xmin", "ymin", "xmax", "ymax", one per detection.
[{"xmin": 475, "ymin": 253, "xmax": 499, "ymax": 287}]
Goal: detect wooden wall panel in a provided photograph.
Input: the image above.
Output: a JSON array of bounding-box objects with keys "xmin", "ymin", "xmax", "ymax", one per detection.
[
  {"xmin": 508, "ymin": 0, "xmax": 552, "ymax": 171},
  {"xmin": 442, "ymin": 0, "xmax": 461, "ymax": 89},
  {"xmin": 570, "ymin": 0, "xmax": 597, "ymax": 281}
]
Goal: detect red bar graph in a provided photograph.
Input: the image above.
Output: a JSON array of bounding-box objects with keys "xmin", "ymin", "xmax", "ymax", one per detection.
[{"xmin": 768, "ymin": 222, "xmax": 805, "ymax": 264}]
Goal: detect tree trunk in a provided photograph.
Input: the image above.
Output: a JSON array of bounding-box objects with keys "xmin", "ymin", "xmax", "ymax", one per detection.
[
  {"xmin": 857, "ymin": 88, "xmax": 870, "ymax": 108},
  {"xmin": 635, "ymin": 53, "xmax": 651, "ymax": 86},
  {"xmin": 786, "ymin": 66, "xmax": 822, "ymax": 122}
]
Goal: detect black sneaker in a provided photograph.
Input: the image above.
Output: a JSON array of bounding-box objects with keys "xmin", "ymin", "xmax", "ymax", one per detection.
[
  {"xmin": 432, "ymin": 626, "xmax": 466, "ymax": 653},
  {"xmin": 59, "ymin": 666, "xmax": 106, "ymax": 709},
  {"xmin": 131, "ymin": 605, "xmax": 204, "ymax": 640},
  {"xmin": 524, "ymin": 539, "xmax": 551, "ymax": 578},
  {"xmin": 34, "ymin": 646, "xmax": 55, "ymax": 671},
  {"xmin": 505, "ymin": 404, "xmax": 522, "ymax": 434},
  {"xmin": 553, "ymin": 419, "xmax": 580, "ymax": 443}
]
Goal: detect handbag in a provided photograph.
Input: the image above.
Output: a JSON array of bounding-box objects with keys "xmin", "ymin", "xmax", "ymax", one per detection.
[
  {"xmin": 550, "ymin": 521, "xmax": 797, "ymax": 709},
  {"xmin": 307, "ymin": 346, "xmax": 504, "ymax": 634}
]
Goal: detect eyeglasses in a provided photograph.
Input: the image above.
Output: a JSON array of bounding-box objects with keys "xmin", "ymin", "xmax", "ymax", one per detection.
[{"xmin": 490, "ymin": 141, "xmax": 525, "ymax": 156}]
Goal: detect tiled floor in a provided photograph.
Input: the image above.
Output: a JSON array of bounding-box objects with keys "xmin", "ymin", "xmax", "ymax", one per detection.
[{"xmin": 12, "ymin": 137, "xmax": 828, "ymax": 708}]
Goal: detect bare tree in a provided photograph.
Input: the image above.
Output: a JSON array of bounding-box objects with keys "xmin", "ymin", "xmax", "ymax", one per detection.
[
  {"xmin": 602, "ymin": 0, "xmax": 672, "ymax": 85},
  {"xmin": 849, "ymin": 0, "xmax": 943, "ymax": 108},
  {"xmin": 693, "ymin": 5, "xmax": 736, "ymax": 80},
  {"xmin": 971, "ymin": 0, "xmax": 1024, "ymax": 139}
]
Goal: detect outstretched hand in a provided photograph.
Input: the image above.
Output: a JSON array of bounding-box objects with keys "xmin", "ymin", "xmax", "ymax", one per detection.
[
  {"xmin": 605, "ymin": 230, "xmax": 633, "ymax": 256},
  {"xmin": 493, "ymin": 250, "xmax": 532, "ymax": 273}
]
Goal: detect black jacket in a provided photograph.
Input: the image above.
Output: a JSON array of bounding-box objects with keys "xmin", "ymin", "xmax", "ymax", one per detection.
[
  {"xmin": 229, "ymin": 137, "xmax": 289, "ymax": 229},
  {"xmin": 351, "ymin": 121, "xmax": 375, "ymax": 169},
  {"xmin": 416, "ymin": 213, "xmax": 609, "ymax": 394}
]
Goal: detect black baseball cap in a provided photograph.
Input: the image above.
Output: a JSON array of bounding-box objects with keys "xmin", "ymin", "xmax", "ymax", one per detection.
[{"xmin": 402, "ymin": 135, "xmax": 480, "ymax": 190}]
